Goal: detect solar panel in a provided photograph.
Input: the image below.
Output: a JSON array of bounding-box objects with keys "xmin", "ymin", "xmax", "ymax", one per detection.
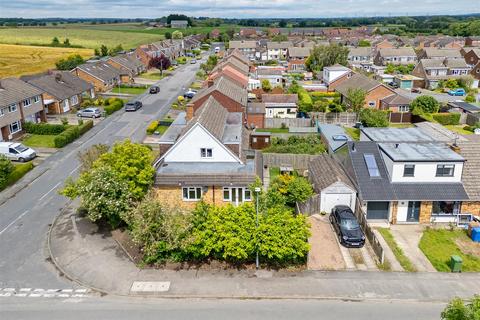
[{"xmin": 364, "ymin": 154, "xmax": 380, "ymax": 177}]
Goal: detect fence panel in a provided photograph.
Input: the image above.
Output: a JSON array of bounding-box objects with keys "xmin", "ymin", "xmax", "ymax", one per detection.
[
  {"xmin": 296, "ymin": 194, "xmax": 321, "ymax": 215},
  {"xmin": 264, "ymin": 118, "xmax": 312, "ymax": 128},
  {"xmin": 262, "ymin": 153, "xmax": 319, "ymax": 172},
  {"xmin": 354, "ymin": 199, "xmax": 385, "ymax": 264},
  {"xmin": 309, "ymin": 112, "xmax": 357, "ymax": 126}
]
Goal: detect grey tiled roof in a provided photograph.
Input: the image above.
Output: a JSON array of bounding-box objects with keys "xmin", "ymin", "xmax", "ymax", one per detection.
[
  {"xmin": 257, "ymin": 68, "xmax": 283, "ymax": 76},
  {"xmin": 335, "ymin": 73, "xmax": 387, "ymax": 96},
  {"xmin": 458, "ymin": 142, "xmax": 480, "ymax": 200},
  {"xmin": 392, "ymin": 183, "xmax": 469, "ymax": 201},
  {"xmin": 229, "ymin": 40, "xmax": 257, "ymax": 49},
  {"xmin": 448, "ymin": 102, "xmax": 480, "ymax": 113},
  {"xmin": 288, "ymin": 47, "xmax": 311, "ymax": 58},
  {"xmin": 0, "ymin": 78, "xmax": 44, "ymax": 108},
  {"xmin": 444, "ymin": 59, "xmax": 469, "ymax": 69},
  {"xmin": 261, "ymin": 94, "xmax": 298, "ymax": 104},
  {"xmin": 24, "ymin": 72, "xmax": 93, "ymax": 101},
  {"xmin": 109, "ymin": 54, "xmax": 143, "ymax": 71},
  {"xmin": 378, "ymin": 47, "xmax": 416, "ymax": 57},
  {"xmin": 348, "ymin": 47, "xmax": 372, "ymax": 57},
  {"xmin": 225, "ymin": 49, "xmax": 251, "ymax": 65},
  {"xmin": 267, "ymin": 41, "xmax": 293, "ymax": 49},
  {"xmin": 423, "ymin": 48, "xmax": 462, "ymax": 59},
  {"xmin": 420, "ymin": 59, "xmax": 447, "ymax": 69},
  {"xmin": 191, "ymin": 76, "xmax": 248, "ymax": 107},
  {"xmin": 183, "ymin": 96, "xmax": 228, "ymax": 141},
  {"xmin": 213, "ymin": 58, "xmax": 250, "ymax": 75},
  {"xmin": 308, "ymin": 154, "xmax": 356, "ymax": 193},
  {"xmin": 381, "ymin": 93, "xmax": 412, "ymax": 105},
  {"xmin": 76, "ymin": 61, "xmax": 120, "ymax": 81}
]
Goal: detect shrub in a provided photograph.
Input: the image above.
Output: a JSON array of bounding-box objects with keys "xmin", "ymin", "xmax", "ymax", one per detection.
[
  {"xmin": 5, "ymin": 162, "xmax": 34, "ymax": 188},
  {"xmin": 432, "ymin": 113, "xmax": 461, "ymax": 125},
  {"xmin": 23, "ymin": 122, "xmax": 66, "ymax": 135},
  {"xmin": 359, "ymin": 108, "xmax": 389, "ymax": 127},
  {"xmin": 61, "ymin": 117, "xmax": 69, "ymax": 125},
  {"xmin": 298, "ymin": 90, "xmax": 313, "ymax": 112},
  {"xmin": 465, "ymin": 94, "xmax": 476, "ymax": 103},
  {"xmin": 104, "ymin": 100, "xmax": 124, "ymax": 115},
  {"xmin": 54, "ymin": 126, "xmax": 80, "ymax": 148},
  {"xmin": 310, "ymin": 91, "xmax": 339, "ymax": 98},
  {"xmin": 78, "ymin": 120, "xmax": 94, "ymax": 135},
  {"xmin": 0, "ymin": 155, "xmax": 14, "ymax": 190},
  {"xmin": 146, "ymin": 121, "xmax": 159, "ymax": 135},
  {"xmin": 177, "ymin": 96, "xmax": 185, "ymax": 103},
  {"xmin": 411, "ymin": 95, "xmax": 440, "ymax": 114}
]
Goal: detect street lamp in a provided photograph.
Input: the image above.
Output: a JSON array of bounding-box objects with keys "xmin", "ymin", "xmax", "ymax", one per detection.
[{"xmin": 254, "ymin": 187, "xmax": 261, "ymax": 269}]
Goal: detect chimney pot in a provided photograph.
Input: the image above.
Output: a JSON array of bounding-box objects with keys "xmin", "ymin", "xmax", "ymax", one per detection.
[{"xmin": 186, "ymin": 103, "xmax": 195, "ymax": 121}]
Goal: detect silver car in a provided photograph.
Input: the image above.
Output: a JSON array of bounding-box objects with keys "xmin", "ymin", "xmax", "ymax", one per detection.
[{"xmin": 77, "ymin": 107, "xmax": 101, "ymax": 118}]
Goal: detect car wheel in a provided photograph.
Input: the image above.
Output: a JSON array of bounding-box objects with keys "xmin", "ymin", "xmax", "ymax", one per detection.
[{"xmin": 18, "ymin": 158, "xmax": 25, "ymax": 163}]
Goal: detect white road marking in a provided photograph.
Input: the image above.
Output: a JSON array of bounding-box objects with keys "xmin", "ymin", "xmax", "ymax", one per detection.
[
  {"xmin": 0, "ymin": 210, "xmax": 30, "ymax": 235},
  {"xmin": 19, "ymin": 288, "xmax": 32, "ymax": 292},
  {"xmin": 0, "ymin": 287, "xmax": 91, "ymax": 299},
  {"xmin": 68, "ymin": 165, "xmax": 81, "ymax": 176},
  {"xmin": 38, "ymin": 181, "xmax": 62, "ymax": 201}
]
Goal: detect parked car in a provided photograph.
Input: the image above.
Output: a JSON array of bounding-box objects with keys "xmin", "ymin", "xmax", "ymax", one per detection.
[
  {"xmin": 330, "ymin": 205, "xmax": 365, "ymax": 248},
  {"xmin": 125, "ymin": 101, "xmax": 143, "ymax": 112},
  {"xmin": 214, "ymin": 47, "xmax": 220, "ymax": 53},
  {"xmin": 388, "ymin": 81, "xmax": 399, "ymax": 89},
  {"xmin": 186, "ymin": 52, "xmax": 195, "ymax": 57},
  {"xmin": 190, "ymin": 59, "xmax": 197, "ymax": 64},
  {"xmin": 76, "ymin": 107, "xmax": 101, "ymax": 118},
  {"xmin": 0, "ymin": 142, "xmax": 36, "ymax": 162},
  {"xmin": 184, "ymin": 89, "xmax": 197, "ymax": 99},
  {"xmin": 149, "ymin": 86, "xmax": 160, "ymax": 94},
  {"xmin": 411, "ymin": 87, "xmax": 421, "ymax": 93},
  {"xmin": 448, "ymin": 88, "xmax": 466, "ymax": 96}
]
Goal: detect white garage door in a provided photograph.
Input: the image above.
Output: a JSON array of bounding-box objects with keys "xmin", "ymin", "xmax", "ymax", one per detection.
[{"xmin": 321, "ymin": 193, "xmax": 354, "ymax": 214}]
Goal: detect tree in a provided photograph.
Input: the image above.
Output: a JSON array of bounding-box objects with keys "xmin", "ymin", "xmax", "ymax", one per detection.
[
  {"xmin": 109, "ymin": 44, "xmax": 123, "ymax": 56},
  {"xmin": 279, "ymin": 20, "xmax": 287, "ymax": 28},
  {"xmin": 410, "ymin": 95, "xmax": 440, "ymax": 114},
  {"xmin": 100, "ymin": 44, "xmax": 108, "ymax": 57},
  {"xmin": 269, "ymin": 174, "xmax": 314, "ymax": 207},
  {"xmin": 51, "ymin": 37, "xmax": 60, "ymax": 46},
  {"xmin": 358, "ymin": 39, "xmax": 371, "ymax": 47},
  {"xmin": 305, "ymin": 44, "xmax": 349, "ymax": 72},
  {"xmin": 172, "ymin": 30, "xmax": 183, "ymax": 39},
  {"xmin": 261, "ymin": 79, "xmax": 272, "ymax": 92},
  {"xmin": 55, "ymin": 54, "xmax": 85, "ymax": 70},
  {"xmin": 63, "ymin": 38, "xmax": 70, "ymax": 47},
  {"xmin": 77, "ymin": 144, "xmax": 109, "ymax": 172},
  {"xmin": 345, "ymin": 88, "xmax": 367, "ymax": 113},
  {"xmin": 164, "ymin": 32, "xmax": 172, "ymax": 39},
  {"xmin": 0, "ymin": 155, "xmax": 14, "ymax": 189},
  {"xmin": 94, "ymin": 48, "xmax": 100, "ymax": 56},
  {"xmin": 359, "ymin": 108, "xmax": 389, "ymax": 127},
  {"xmin": 441, "ymin": 295, "xmax": 480, "ymax": 320},
  {"xmin": 148, "ymin": 54, "xmax": 171, "ymax": 75}
]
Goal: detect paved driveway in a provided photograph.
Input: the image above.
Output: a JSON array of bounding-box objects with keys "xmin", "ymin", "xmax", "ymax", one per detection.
[{"xmin": 307, "ymin": 214, "xmax": 345, "ymax": 270}]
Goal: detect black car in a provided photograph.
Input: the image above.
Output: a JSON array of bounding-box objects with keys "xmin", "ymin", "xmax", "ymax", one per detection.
[
  {"xmin": 125, "ymin": 101, "xmax": 142, "ymax": 112},
  {"xmin": 149, "ymin": 86, "xmax": 160, "ymax": 94},
  {"xmin": 330, "ymin": 205, "xmax": 365, "ymax": 248}
]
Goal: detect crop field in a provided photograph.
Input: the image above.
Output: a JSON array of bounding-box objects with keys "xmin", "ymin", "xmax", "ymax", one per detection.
[
  {"xmin": 0, "ymin": 27, "xmax": 164, "ymax": 49},
  {"xmin": 0, "ymin": 44, "xmax": 93, "ymax": 78}
]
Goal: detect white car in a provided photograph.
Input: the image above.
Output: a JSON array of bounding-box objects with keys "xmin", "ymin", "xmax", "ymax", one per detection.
[{"xmin": 0, "ymin": 142, "xmax": 36, "ymax": 162}]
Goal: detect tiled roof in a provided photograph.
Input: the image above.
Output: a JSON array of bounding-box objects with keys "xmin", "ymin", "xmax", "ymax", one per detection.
[
  {"xmin": 76, "ymin": 61, "xmax": 120, "ymax": 81},
  {"xmin": 262, "ymin": 94, "xmax": 298, "ymax": 104},
  {"xmin": 213, "ymin": 58, "xmax": 250, "ymax": 75},
  {"xmin": 419, "ymin": 59, "xmax": 447, "ymax": 68},
  {"xmin": 335, "ymin": 73, "xmax": 387, "ymax": 96},
  {"xmin": 24, "ymin": 72, "xmax": 93, "ymax": 101},
  {"xmin": 309, "ymin": 154, "xmax": 356, "ymax": 193},
  {"xmin": 444, "ymin": 59, "xmax": 469, "ymax": 69},
  {"xmin": 229, "ymin": 40, "xmax": 257, "ymax": 49},
  {"xmin": 423, "ymin": 48, "xmax": 462, "ymax": 59},
  {"xmin": 183, "ymin": 96, "xmax": 228, "ymax": 141},
  {"xmin": 381, "ymin": 93, "xmax": 412, "ymax": 105},
  {"xmin": 191, "ymin": 76, "xmax": 247, "ymax": 107},
  {"xmin": 109, "ymin": 54, "xmax": 143, "ymax": 71},
  {"xmin": 378, "ymin": 47, "xmax": 416, "ymax": 57},
  {"xmin": 225, "ymin": 49, "xmax": 251, "ymax": 65},
  {"xmin": 288, "ymin": 47, "xmax": 311, "ymax": 58},
  {"xmin": 256, "ymin": 68, "xmax": 283, "ymax": 76},
  {"xmin": 0, "ymin": 78, "xmax": 44, "ymax": 108},
  {"xmin": 458, "ymin": 141, "xmax": 480, "ymax": 200},
  {"xmin": 267, "ymin": 41, "xmax": 293, "ymax": 49},
  {"xmin": 348, "ymin": 47, "xmax": 372, "ymax": 56}
]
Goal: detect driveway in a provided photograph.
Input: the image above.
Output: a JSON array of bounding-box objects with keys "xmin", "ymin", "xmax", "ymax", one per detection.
[{"xmin": 307, "ymin": 214, "xmax": 345, "ymax": 270}]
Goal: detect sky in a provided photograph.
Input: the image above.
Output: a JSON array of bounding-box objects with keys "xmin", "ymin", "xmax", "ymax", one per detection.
[{"xmin": 1, "ymin": 0, "xmax": 479, "ymax": 19}]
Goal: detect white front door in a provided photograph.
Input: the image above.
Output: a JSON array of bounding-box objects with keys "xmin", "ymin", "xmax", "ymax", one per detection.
[{"xmin": 63, "ymin": 99, "xmax": 70, "ymax": 113}]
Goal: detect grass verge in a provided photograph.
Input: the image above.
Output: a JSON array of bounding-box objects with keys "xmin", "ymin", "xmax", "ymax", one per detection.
[
  {"xmin": 419, "ymin": 228, "xmax": 480, "ymax": 272},
  {"xmin": 22, "ymin": 134, "xmax": 57, "ymax": 148},
  {"xmin": 1, "ymin": 163, "xmax": 34, "ymax": 192},
  {"xmin": 377, "ymin": 228, "xmax": 417, "ymax": 272},
  {"xmin": 113, "ymin": 86, "xmax": 147, "ymax": 95}
]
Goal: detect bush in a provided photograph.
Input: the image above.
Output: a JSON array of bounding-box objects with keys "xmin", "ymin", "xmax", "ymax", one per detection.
[
  {"xmin": 146, "ymin": 121, "xmax": 159, "ymax": 135},
  {"xmin": 177, "ymin": 96, "xmax": 185, "ymax": 103},
  {"xmin": 23, "ymin": 122, "xmax": 66, "ymax": 135},
  {"xmin": 465, "ymin": 94, "xmax": 476, "ymax": 103},
  {"xmin": 104, "ymin": 100, "xmax": 124, "ymax": 115},
  {"xmin": 432, "ymin": 113, "xmax": 461, "ymax": 125},
  {"xmin": 359, "ymin": 108, "xmax": 389, "ymax": 127},
  {"xmin": 411, "ymin": 95, "xmax": 440, "ymax": 114},
  {"xmin": 78, "ymin": 120, "xmax": 94, "ymax": 135},
  {"xmin": 0, "ymin": 155, "xmax": 14, "ymax": 190},
  {"xmin": 298, "ymin": 90, "xmax": 313, "ymax": 112},
  {"xmin": 54, "ymin": 126, "xmax": 80, "ymax": 148},
  {"xmin": 309, "ymin": 91, "xmax": 339, "ymax": 98},
  {"xmin": 5, "ymin": 162, "xmax": 34, "ymax": 188},
  {"xmin": 263, "ymin": 135, "xmax": 326, "ymax": 154}
]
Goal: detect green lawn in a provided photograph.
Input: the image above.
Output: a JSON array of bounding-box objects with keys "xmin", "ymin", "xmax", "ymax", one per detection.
[
  {"xmin": 137, "ymin": 71, "xmax": 169, "ymax": 81},
  {"xmin": 22, "ymin": 134, "xmax": 57, "ymax": 148},
  {"xmin": 389, "ymin": 123, "xmax": 414, "ymax": 128},
  {"xmin": 444, "ymin": 125, "xmax": 473, "ymax": 135},
  {"xmin": 155, "ymin": 126, "xmax": 170, "ymax": 135},
  {"xmin": 1, "ymin": 162, "xmax": 34, "ymax": 191},
  {"xmin": 377, "ymin": 228, "xmax": 417, "ymax": 272},
  {"xmin": 113, "ymin": 86, "xmax": 147, "ymax": 95},
  {"xmin": 257, "ymin": 128, "xmax": 289, "ymax": 133},
  {"xmin": 344, "ymin": 127, "xmax": 360, "ymax": 141},
  {"xmin": 419, "ymin": 228, "xmax": 480, "ymax": 272},
  {"xmin": 269, "ymin": 167, "xmax": 281, "ymax": 180}
]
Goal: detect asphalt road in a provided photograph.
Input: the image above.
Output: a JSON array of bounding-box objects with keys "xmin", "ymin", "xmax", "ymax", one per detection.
[
  {"xmin": 0, "ymin": 297, "xmax": 445, "ymax": 320},
  {"xmin": 0, "ymin": 60, "xmax": 201, "ymax": 290}
]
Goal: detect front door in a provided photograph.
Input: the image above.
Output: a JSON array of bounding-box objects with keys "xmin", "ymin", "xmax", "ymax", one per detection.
[
  {"xmin": 407, "ymin": 201, "xmax": 421, "ymax": 222},
  {"xmin": 231, "ymin": 188, "xmax": 243, "ymax": 206}
]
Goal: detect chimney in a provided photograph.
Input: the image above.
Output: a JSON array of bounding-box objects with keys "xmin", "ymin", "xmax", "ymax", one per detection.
[
  {"xmin": 55, "ymin": 73, "xmax": 62, "ymax": 82},
  {"xmin": 207, "ymin": 79, "xmax": 214, "ymax": 88},
  {"xmin": 450, "ymin": 143, "xmax": 461, "ymax": 153},
  {"xmin": 186, "ymin": 103, "xmax": 194, "ymax": 121}
]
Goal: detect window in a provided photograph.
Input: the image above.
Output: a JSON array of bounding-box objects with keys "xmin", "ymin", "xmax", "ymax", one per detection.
[
  {"xmin": 33, "ymin": 96, "xmax": 40, "ymax": 103},
  {"xmin": 265, "ymin": 137, "xmax": 269, "ymax": 143},
  {"xmin": 436, "ymin": 164, "xmax": 455, "ymax": 177},
  {"xmin": 71, "ymin": 95, "xmax": 79, "ymax": 105},
  {"xmin": 364, "ymin": 154, "xmax": 380, "ymax": 177},
  {"xmin": 252, "ymin": 137, "xmax": 257, "ymax": 143},
  {"xmin": 403, "ymin": 164, "xmax": 415, "ymax": 177},
  {"xmin": 0, "ymin": 108, "xmax": 4, "ymax": 117},
  {"xmin": 9, "ymin": 121, "xmax": 22, "ymax": 134},
  {"xmin": 432, "ymin": 201, "xmax": 460, "ymax": 215},
  {"xmin": 200, "ymin": 148, "xmax": 213, "ymax": 158},
  {"xmin": 398, "ymin": 105, "xmax": 410, "ymax": 112},
  {"xmin": 23, "ymin": 98, "xmax": 31, "ymax": 107},
  {"xmin": 368, "ymin": 101, "xmax": 376, "ymax": 107},
  {"xmin": 223, "ymin": 187, "xmax": 252, "ymax": 202},
  {"xmin": 182, "ymin": 187, "xmax": 203, "ymax": 201},
  {"xmin": 8, "ymin": 104, "xmax": 17, "ymax": 112}
]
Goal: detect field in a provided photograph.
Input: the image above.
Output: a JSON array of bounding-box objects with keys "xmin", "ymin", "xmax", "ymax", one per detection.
[
  {"xmin": 0, "ymin": 27, "xmax": 164, "ymax": 49},
  {"xmin": 0, "ymin": 44, "xmax": 93, "ymax": 78}
]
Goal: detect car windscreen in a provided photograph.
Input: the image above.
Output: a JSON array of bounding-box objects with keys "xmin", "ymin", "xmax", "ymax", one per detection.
[
  {"xmin": 15, "ymin": 144, "xmax": 29, "ymax": 153},
  {"xmin": 340, "ymin": 218, "xmax": 360, "ymax": 230}
]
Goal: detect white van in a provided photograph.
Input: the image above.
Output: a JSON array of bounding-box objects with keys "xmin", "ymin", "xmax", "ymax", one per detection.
[
  {"xmin": 0, "ymin": 142, "xmax": 36, "ymax": 162},
  {"xmin": 214, "ymin": 47, "xmax": 220, "ymax": 53}
]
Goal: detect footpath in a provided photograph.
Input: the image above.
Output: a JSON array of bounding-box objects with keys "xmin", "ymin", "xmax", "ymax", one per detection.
[{"xmin": 49, "ymin": 206, "xmax": 480, "ymax": 301}]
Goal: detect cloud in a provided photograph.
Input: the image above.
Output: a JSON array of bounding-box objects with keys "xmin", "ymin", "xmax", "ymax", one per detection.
[{"xmin": 2, "ymin": 0, "xmax": 478, "ymax": 18}]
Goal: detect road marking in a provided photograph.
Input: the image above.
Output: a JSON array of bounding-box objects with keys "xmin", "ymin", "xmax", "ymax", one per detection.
[
  {"xmin": 0, "ymin": 210, "xmax": 30, "ymax": 236},
  {"xmin": 68, "ymin": 165, "xmax": 81, "ymax": 176},
  {"xmin": 38, "ymin": 181, "xmax": 62, "ymax": 201},
  {"xmin": 0, "ymin": 287, "xmax": 91, "ymax": 299}
]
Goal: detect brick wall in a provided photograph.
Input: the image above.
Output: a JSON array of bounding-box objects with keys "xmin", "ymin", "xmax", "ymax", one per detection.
[
  {"xmin": 391, "ymin": 201, "xmax": 398, "ymax": 224},
  {"xmin": 154, "ymin": 186, "xmax": 227, "ymax": 209},
  {"xmin": 365, "ymin": 86, "xmax": 396, "ymax": 109},
  {"xmin": 461, "ymin": 202, "xmax": 480, "ymax": 216},
  {"xmin": 246, "ymin": 113, "xmax": 264, "ymax": 128},
  {"xmin": 419, "ymin": 201, "xmax": 433, "ymax": 224},
  {"xmin": 73, "ymin": 68, "xmax": 110, "ymax": 93}
]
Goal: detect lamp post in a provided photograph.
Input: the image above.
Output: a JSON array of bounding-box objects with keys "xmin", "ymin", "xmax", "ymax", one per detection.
[{"xmin": 254, "ymin": 187, "xmax": 261, "ymax": 269}]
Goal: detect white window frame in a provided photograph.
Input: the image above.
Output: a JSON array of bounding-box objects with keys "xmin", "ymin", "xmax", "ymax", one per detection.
[
  {"xmin": 436, "ymin": 164, "xmax": 455, "ymax": 177},
  {"xmin": 71, "ymin": 95, "xmax": 79, "ymax": 106},
  {"xmin": 8, "ymin": 104, "xmax": 17, "ymax": 113},
  {"xmin": 23, "ymin": 98, "xmax": 32, "ymax": 107},
  {"xmin": 0, "ymin": 107, "xmax": 5, "ymax": 117},
  {"xmin": 200, "ymin": 148, "xmax": 213, "ymax": 158},
  {"xmin": 9, "ymin": 121, "xmax": 22, "ymax": 134},
  {"xmin": 33, "ymin": 95, "xmax": 40, "ymax": 103},
  {"xmin": 182, "ymin": 187, "xmax": 203, "ymax": 201},
  {"xmin": 398, "ymin": 105, "xmax": 410, "ymax": 112},
  {"xmin": 222, "ymin": 187, "xmax": 252, "ymax": 203}
]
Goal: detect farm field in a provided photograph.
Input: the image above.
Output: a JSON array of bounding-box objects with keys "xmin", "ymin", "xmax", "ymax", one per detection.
[
  {"xmin": 0, "ymin": 27, "xmax": 163, "ymax": 49},
  {"xmin": 0, "ymin": 44, "xmax": 93, "ymax": 78}
]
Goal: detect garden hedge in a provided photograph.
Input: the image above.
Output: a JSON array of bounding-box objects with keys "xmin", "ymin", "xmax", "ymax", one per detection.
[
  {"xmin": 104, "ymin": 100, "xmax": 124, "ymax": 115},
  {"xmin": 146, "ymin": 121, "xmax": 159, "ymax": 134},
  {"xmin": 0, "ymin": 162, "xmax": 34, "ymax": 191},
  {"xmin": 432, "ymin": 113, "xmax": 461, "ymax": 125},
  {"xmin": 23, "ymin": 122, "xmax": 66, "ymax": 135},
  {"xmin": 54, "ymin": 126, "xmax": 80, "ymax": 148},
  {"xmin": 78, "ymin": 120, "xmax": 94, "ymax": 135}
]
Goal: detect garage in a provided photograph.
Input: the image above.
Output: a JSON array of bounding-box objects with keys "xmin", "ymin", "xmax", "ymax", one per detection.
[
  {"xmin": 366, "ymin": 202, "xmax": 390, "ymax": 220},
  {"xmin": 308, "ymin": 155, "xmax": 357, "ymax": 214}
]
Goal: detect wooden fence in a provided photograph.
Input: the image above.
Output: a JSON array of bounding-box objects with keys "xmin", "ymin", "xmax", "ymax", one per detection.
[
  {"xmin": 262, "ymin": 153, "xmax": 319, "ymax": 172},
  {"xmin": 296, "ymin": 194, "xmax": 320, "ymax": 216},
  {"xmin": 309, "ymin": 112, "xmax": 357, "ymax": 126},
  {"xmin": 264, "ymin": 118, "xmax": 312, "ymax": 128},
  {"xmin": 354, "ymin": 199, "xmax": 385, "ymax": 264}
]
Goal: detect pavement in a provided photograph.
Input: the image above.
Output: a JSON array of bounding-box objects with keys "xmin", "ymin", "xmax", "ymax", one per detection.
[
  {"xmin": 0, "ymin": 58, "xmax": 201, "ymax": 291},
  {"xmin": 48, "ymin": 206, "xmax": 480, "ymax": 302}
]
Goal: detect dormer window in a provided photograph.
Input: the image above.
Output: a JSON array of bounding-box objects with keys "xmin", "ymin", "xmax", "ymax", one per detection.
[
  {"xmin": 403, "ymin": 164, "xmax": 415, "ymax": 177},
  {"xmin": 200, "ymin": 148, "xmax": 212, "ymax": 158},
  {"xmin": 436, "ymin": 164, "xmax": 455, "ymax": 177}
]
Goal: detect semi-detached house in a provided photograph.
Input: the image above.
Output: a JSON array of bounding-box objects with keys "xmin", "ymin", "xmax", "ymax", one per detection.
[
  {"xmin": 0, "ymin": 78, "xmax": 45, "ymax": 141},
  {"xmin": 228, "ymin": 41, "xmax": 257, "ymax": 61},
  {"xmin": 71, "ymin": 61, "xmax": 121, "ymax": 93},
  {"xmin": 374, "ymin": 47, "xmax": 417, "ymax": 66},
  {"xmin": 412, "ymin": 58, "xmax": 470, "ymax": 89}
]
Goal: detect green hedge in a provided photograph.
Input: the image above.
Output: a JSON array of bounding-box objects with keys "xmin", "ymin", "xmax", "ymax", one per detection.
[
  {"xmin": 78, "ymin": 120, "xmax": 94, "ymax": 135},
  {"xmin": 1, "ymin": 163, "xmax": 34, "ymax": 191},
  {"xmin": 309, "ymin": 91, "xmax": 340, "ymax": 98},
  {"xmin": 432, "ymin": 113, "xmax": 461, "ymax": 125},
  {"xmin": 54, "ymin": 126, "xmax": 80, "ymax": 148},
  {"xmin": 23, "ymin": 122, "xmax": 66, "ymax": 135},
  {"xmin": 298, "ymin": 90, "xmax": 313, "ymax": 112},
  {"xmin": 146, "ymin": 120, "xmax": 159, "ymax": 135},
  {"xmin": 104, "ymin": 100, "xmax": 124, "ymax": 115}
]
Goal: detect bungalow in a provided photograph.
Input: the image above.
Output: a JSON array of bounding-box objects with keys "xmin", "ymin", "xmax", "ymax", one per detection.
[
  {"xmin": 71, "ymin": 61, "xmax": 121, "ymax": 93},
  {"xmin": 373, "ymin": 47, "xmax": 417, "ymax": 66},
  {"xmin": 154, "ymin": 96, "xmax": 258, "ymax": 209},
  {"xmin": 380, "ymin": 94, "xmax": 413, "ymax": 123},
  {"xmin": 335, "ymin": 73, "xmax": 396, "ymax": 109},
  {"xmin": 107, "ymin": 53, "xmax": 146, "ymax": 78},
  {"xmin": 24, "ymin": 71, "xmax": 94, "ymax": 115},
  {"xmin": 262, "ymin": 94, "xmax": 298, "ymax": 119},
  {"xmin": 322, "ymin": 65, "xmax": 354, "ymax": 92},
  {"xmin": 0, "ymin": 78, "xmax": 45, "ymax": 141},
  {"xmin": 256, "ymin": 67, "xmax": 284, "ymax": 88}
]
